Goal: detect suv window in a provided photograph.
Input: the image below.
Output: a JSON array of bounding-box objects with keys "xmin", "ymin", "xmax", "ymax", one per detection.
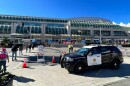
[
  {"xmin": 111, "ymin": 46, "xmax": 120, "ymax": 53},
  {"xmin": 89, "ymin": 47, "xmax": 100, "ymax": 55},
  {"xmin": 76, "ymin": 48, "xmax": 90, "ymax": 55},
  {"xmin": 101, "ymin": 47, "xmax": 111, "ymax": 54}
]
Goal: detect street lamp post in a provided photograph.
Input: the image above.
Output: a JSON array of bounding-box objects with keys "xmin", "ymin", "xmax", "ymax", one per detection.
[
  {"xmin": 99, "ymin": 19, "xmax": 102, "ymax": 45},
  {"xmin": 100, "ymin": 27, "xmax": 102, "ymax": 44}
]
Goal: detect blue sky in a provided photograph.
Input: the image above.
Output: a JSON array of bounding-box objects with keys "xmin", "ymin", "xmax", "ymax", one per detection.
[{"xmin": 0, "ymin": 0, "xmax": 130, "ymax": 24}]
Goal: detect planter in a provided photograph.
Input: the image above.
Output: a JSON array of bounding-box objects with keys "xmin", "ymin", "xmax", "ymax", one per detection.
[{"xmin": 0, "ymin": 73, "xmax": 15, "ymax": 86}]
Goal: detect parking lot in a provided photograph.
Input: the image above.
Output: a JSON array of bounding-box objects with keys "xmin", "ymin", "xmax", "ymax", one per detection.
[{"xmin": 7, "ymin": 47, "xmax": 130, "ymax": 86}]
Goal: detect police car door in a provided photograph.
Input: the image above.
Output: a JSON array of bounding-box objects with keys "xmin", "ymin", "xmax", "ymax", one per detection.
[
  {"xmin": 101, "ymin": 47, "xmax": 111, "ymax": 64},
  {"xmin": 87, "ymin": 47, "xmax": 102, "ymax": 66}
]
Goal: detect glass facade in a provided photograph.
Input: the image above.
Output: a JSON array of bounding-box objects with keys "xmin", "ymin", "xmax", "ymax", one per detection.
[
  {"xmin": 47, "ymin": 24, "xmax": 65, "ymax": 27},
  {"xmin": 45, "ymin": 27, "xmax": 67, "ymax": 34},
  {"xmin": 16, "ymin": 22, "xmax": 42, "ymax": 34},
  {"xmin": 71, "ymin": 23, "xmax": 121, "ymax": 29},
  {"xmin": 45, "ymin": 23, "xmax": 67, "ymax": 34},
  {"xmin": 0, "ymin": 15, "xmax": 68, "ymax": 23},
  {"xmin": 114, "ymin": 31, "xmax": 127, "ymax": 36},
  {"xmin": 0, "ymin": 22, "xmax": 11, "ymax": 34},
  {"xmin": 0, "ymin": 14, "xmax": 129, "ymax": 44},
  {"xmin": 94, "ymin": 30, "xmax": 111, "ymax": 36},
  {"xmin": 71, "ymin": 29, "xmax": 90, "ymax": 36}
]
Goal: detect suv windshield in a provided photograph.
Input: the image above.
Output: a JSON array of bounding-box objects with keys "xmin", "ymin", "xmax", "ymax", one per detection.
[{"xmin": 75, "ymin": 48, "xmax": 90, "ymax": 56}]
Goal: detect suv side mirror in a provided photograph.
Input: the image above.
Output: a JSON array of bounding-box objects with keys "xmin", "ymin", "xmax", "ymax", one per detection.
[{"xmin": 88, "ymin": 52, "xmax": 92, "ymax": 56}]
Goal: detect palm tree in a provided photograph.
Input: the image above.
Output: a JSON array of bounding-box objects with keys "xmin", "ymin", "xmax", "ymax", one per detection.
[{"xmin": 1, "ymin": 36, "xmax": 10, "ymax": 47}]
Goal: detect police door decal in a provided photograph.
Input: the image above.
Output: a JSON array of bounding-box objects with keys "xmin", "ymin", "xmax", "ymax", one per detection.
[{"xmin": 87, "ymin": 54, "xmax": 101, "ymax": 66}]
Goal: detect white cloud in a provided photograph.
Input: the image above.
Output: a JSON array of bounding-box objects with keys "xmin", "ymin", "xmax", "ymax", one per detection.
[
  {"xmin": 112, "ymin": 21, "xmax": 130, "ymax": 27},
  {"xmin": 119, "ymin": 22, "xmax": 126, "ymax": 26},
  {"xmin": 126, "ymin": 23, "xmax": 130, "ymax": 27},
  {"xmin": 112, "ymin": 21, "xmax": 117, "ymax": 25}
]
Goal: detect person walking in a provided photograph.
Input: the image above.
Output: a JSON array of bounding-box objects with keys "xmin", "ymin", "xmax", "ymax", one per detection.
[
  {"xmin": 11, "ymin": 44, "xmax": 18, "ymax": 61},
  {"xmin": 32, "ymin": 44, "xmax": 34, "ymax": 50},
  {"xmin": 37, "ymin": 43, "xmax": 44, "ymax": 53},
  {"xmin": 0, "ymin": 43, "xmax": 9, "ymax": 73},
  {"xmin": 68, "ymin": 44, "xmax": 71, "ymax": 53},
  {"xmin": 70, "ymin": 44, "xmax": 73, "ymax": 53},
  {"xmin": 29, "ymin": 44, "xmax": 32, "ymax": 52},
  {"xmin": 19, "ymin": 45, "xmax": 23, "ymax": 55},
  {"xmin": 26, "ymin": 44, "xmax": 28, "ymax": 53}
]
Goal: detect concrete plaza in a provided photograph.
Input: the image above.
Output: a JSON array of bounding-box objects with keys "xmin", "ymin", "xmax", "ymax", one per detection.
[{"xmin": 5, "ymin": 47, "xmax": 130, "ymax": 86}]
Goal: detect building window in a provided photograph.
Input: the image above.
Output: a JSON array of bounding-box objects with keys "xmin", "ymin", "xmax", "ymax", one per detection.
[{"xmin": 114, "ymin": 31, "xmax": 127, "ymax": 36}]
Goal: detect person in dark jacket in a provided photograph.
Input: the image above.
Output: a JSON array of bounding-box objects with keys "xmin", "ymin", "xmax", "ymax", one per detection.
[
  {"xmin": 29, "ymin": 44, "xmax": 31, "ymax": 52},
  {"xmin": 11, "ymin": 44, "xmax": 18, "ymax": 61}
]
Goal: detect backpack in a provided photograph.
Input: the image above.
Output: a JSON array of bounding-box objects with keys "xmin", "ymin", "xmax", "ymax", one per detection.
[
  {"xmin": 12, "ymin": 45, "xmax": 17, "ymax": 51},
  {"xmin": 0, "ymin": 53, "xmax": 6, "ymax": 59}
]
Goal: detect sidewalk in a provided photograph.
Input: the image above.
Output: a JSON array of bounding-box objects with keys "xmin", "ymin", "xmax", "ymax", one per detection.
[
  {"xmin": 7, "ymin": 48, "xmax": 39, "ymax": 71},
  {"xmin": 6, "ymin": 47, "xmax": 81, "ymax": 86},
  {"xmin": 6, "ymin": 47, "xmax": 79, "ymax": 72}
]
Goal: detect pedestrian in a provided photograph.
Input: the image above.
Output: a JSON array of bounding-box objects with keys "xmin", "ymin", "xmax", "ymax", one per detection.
[
  {"xmin": 29, "ymin": 44, "xmax": 32, "ymax": 52},
  {"xmin": 0, "ymin": 43, "xmax": 9, "ymax": 73},
  {"xmin": 11, "ymin": 44, "xmax": 18, "ymax": 61},
  {"xmin": 26, "ymin": 44, "xmax": 28, "ymax": 53},
  {"xmin": 68, "ymin": 44, "xmax": 71, "ymax": 53},
  {"xmin": 70, "ymin": 44, "xmax": 73, "ymax": 53},
  {"xmin": 37, "ymin": 43, "xmax": 44, "ymax": 53},
  {"xmin": 19, "ymin": 45, "xmax": 23, "ymax": 55},
  {"xmin": 32, "ymin": 44, "xmax": 34, "ymax": 50}
]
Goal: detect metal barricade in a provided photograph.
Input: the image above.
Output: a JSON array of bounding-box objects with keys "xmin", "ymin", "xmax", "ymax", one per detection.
[{"xmin": 37, "ymin": 52, "xmax": 45, "ymax": 63}]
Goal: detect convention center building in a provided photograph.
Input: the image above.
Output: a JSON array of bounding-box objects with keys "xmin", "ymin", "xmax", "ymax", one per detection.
[{"xmin": 0, "ymin": 14, "xmax": 129, "ymax": 44}]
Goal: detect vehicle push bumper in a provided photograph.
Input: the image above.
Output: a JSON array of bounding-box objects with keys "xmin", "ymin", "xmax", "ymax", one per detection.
[{"xmin": 62, "ymin": 58, "xmax": 75, "ymax": 71}]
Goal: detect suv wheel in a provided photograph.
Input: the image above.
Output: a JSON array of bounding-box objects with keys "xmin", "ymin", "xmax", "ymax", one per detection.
[
  {"xmin": 74, "ymin": 63, "xmax": 85, "ymax": 73},
  {"xmin": 60, "ymin": 57, "xmax": 64, "ymax": 68},
  {"xmin": 112, "ymin": 60, "xmax": 120, "ymax": 69}
]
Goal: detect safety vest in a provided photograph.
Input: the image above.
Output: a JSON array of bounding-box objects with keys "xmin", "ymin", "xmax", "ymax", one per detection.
[{"xmin": 68, "ymin": 45, "xmax": 71, "ymax": 48}]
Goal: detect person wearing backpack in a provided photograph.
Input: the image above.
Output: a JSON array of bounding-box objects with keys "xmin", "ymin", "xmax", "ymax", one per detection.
[
  {"xmin": 11, "ymin": 44, "xmax": 18, "ymax": 61},
  {"xmin": 0, "ymin": 43, "xmax": 9, "ymax": 73}
]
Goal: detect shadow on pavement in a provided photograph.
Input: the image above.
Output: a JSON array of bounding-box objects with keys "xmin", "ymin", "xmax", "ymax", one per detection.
[
  {"xmin": 14, "ymin": 75, "xmax": 35, "ymax": 83},
  {"xmin": 26, "ymin": 55, "xmax": 60, "ymax": 66},
  {"xmin": 28, "ymin": 55, "xmax": 59, "ymax": 63},
  {"xmin": 28, "ymin": 52, "xmax": 37, "ymax": 53},
  {"xmin": 12, "ymin": 60, "xmax": 23, "ymax": 62},
  {"xmin": 76, "ymin": 63, "xmax": 130, "ymax": 78}
]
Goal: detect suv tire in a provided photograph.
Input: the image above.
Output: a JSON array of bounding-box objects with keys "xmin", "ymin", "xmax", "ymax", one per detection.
[
  {"xmin": 112, "ymin": 60, "xmax": 120, "ymax": 69},
  {"xmin": 60, "ymin": 57, "xmax": 64, "ymax": 68},
  {"xmin": 74, "ymin": 63, "xmax": 85, "ymax": 73}
]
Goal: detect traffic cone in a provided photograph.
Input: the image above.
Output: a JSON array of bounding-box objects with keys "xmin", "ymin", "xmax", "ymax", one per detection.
[
  {"xmin": 52, "ymin": 55, "xmax": 55, "ymax": 63},
  {"xmin": 22, "ymin": 58, "xmax": 27, "ymax": 68}
]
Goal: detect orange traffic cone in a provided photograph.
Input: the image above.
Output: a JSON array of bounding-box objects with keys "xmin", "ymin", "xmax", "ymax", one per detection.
[
  {"xmin": 52, "ymin": 55, "xmax": 55, "ymax": 63},
  {"xmin": 22, "ymin": 58, "xmax": 27, "ymax": 68}
]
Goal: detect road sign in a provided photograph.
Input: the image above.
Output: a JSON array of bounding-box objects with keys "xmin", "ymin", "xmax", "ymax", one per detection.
[
  {"xmin": 66, "ymin": 38, "xmax": 71, "ymax": 41},
  {"xmin": 32, "ymin": 39, "xmax": 36, "ymax": 42}
]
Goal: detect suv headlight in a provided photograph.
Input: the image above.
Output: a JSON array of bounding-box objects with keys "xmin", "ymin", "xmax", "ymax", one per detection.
[{"xmin": 66, "ymin": 57, "xmax": 74, "ymax": 62}]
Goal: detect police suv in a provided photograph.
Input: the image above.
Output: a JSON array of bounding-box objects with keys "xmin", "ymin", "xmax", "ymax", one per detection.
[{"xmin": 60, "ymin": 45, "xmax": 123, "ymax": 73}]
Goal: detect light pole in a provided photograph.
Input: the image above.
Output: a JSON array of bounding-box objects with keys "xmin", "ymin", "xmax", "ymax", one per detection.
[
  {"xmin": 99, "ymin": 19, "xmax": 102, "ymax": 45},
  {"xmin": 100, "ymin": 27, "xmax": 102, "ymax": 44}
]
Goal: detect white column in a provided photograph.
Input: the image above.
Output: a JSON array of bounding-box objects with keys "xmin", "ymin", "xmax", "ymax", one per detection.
[
  {"xmin": 41, "ymin": 23, "xmax": 46, "ymax": 42},
  {"xmin": 67, "ymin": 21, "xmax": 71, "ymax": 37},
  {"xmin": 11, "ymin": 22, "xmax": 18, "ymax": 33}
]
